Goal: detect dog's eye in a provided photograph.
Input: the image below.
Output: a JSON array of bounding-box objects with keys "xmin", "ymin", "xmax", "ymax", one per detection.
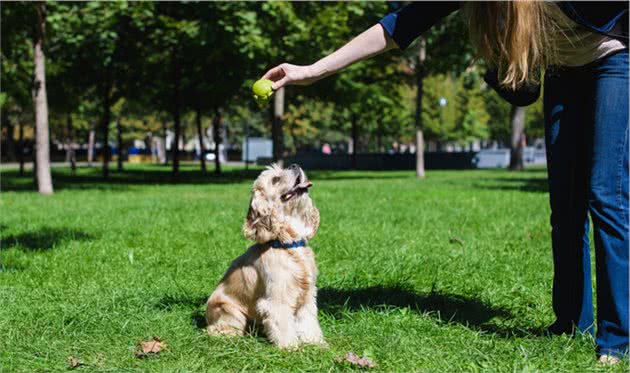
[{"xmin": 271, "ymin": 176, "xmax": 281, "ymax": 185}]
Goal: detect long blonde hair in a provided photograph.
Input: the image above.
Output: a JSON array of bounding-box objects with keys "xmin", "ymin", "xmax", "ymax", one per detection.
[{"xmin": 463, "ymin": 1, "xmax": 557, "ymax": 89}]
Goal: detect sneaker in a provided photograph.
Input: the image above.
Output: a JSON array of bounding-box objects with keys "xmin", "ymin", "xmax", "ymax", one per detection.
[{"xmin": 598, "ymin": 355, "xmax": 621, "ymax": 365}]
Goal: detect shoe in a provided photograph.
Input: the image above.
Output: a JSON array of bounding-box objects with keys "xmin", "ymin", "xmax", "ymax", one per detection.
[
  {"xmin": 598, "ymin": 355, "xmax": 621, "ymax": 365},
  {"xmin": 545, "ymin": 322, "xmax": 575, "ymax": 336}
]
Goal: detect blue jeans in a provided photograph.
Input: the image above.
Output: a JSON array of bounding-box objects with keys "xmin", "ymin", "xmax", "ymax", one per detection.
[{"xmin": 544, "ymin": 50, "xmax": 629, "ymax": 357}]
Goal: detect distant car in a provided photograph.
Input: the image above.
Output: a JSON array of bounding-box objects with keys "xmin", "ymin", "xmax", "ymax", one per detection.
[
  {"xmin": 204, "ymin": 152, "xmax": 216, "ymax": 161},
  {"xmin": 472, "ymin": 149, "xmax": 510, "ymax": 168},
  {"xmin": 472, "ymin": 147, "xmax": 547, "ymax": 168}
]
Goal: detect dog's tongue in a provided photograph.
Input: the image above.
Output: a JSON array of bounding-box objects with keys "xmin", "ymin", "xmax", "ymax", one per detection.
[
  {"xmin": 296, "ymin": 181, "xmax": 313, "ymax": 190},
  {"xmin": 282, "ymin": 181, "xmax": 313, "ymax": 201}
]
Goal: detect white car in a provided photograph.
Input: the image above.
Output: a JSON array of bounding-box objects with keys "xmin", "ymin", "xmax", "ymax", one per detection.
[
  {"xmin": 472, "ymin": 147, "xmax": 547, "ymax": 168},
  {"xmin": 473, "ymin": 149, "xmax": 510, "ymax": 168}
]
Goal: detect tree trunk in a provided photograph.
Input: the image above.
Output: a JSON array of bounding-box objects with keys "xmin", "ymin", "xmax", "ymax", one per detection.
[
  {"xmin": 66, "ymin": 112, "xmax": 76, "ymax": 174},
  {"xmin": 33, "ymin": 124, "xmax": 37, "ymax": 185},
  {"xmin": 212, "ymin": 108, "xmax": 223, "ymax": 175},
  {"xmin": 415, "ymin": 38, "xmax": 427, "ymax": 179},
  {"xmin": 32, "ymin": 2, "xmax": 53, "ymax": 195},
  {"xmin": 272, "ymin": 86, "xmax": 285, "ymax": 167},
  {"xmin": 171, "ymin": 52, "xmax": 181, "ymax": 180},
  {"xmin": 149, "ymin": 132, "xmax": 156, "ymax": 163},
  {"xmin": 289, "ymin": 126, "xmax": 298, "ymax": 154},
  {"xmin": 351, "ymin": 114, "xmax": 358, "ymax": 169},
  {"xmin": 65, "ymin": 113, "xmax": 71, "ymax": 163},
  {"xmin": 101, "ymin": 83, "xmax": 111, "ymax": 179},
  {"xmin": 18, "ymin": 121, "xmax": 24, "ymax": 175},
  {"xmin": 161, "ymin": 122, "xmax": 168, "ymax": 165},
  {"xmin": 509, "ymin": 105, "xmax": 526, "ymax": 171},
  {"xmin": 244, "ymin": 120, "xmax": 250, "ymax": 170},
  {"xmin": 377, "ymin": 119, "xmax": 383, "ymax": 153},
  {"xmin": 2, "ymin": 108, "xmax": 16, "ymax": 162},
  {"xmin": 196, "ymin": 106, "xmax": 206, "ymax": 173},
  {"xmin": 116, "ymin": 117, "xmax": 123, "ymax": 172},
  {"xmin": 87, "ymin": 123, "xmax": 95, "ymax": 167}
]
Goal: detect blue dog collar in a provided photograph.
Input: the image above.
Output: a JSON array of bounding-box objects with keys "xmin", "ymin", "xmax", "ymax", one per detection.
[{"xmin": 268, "ymin": 240, "xmax": 306, "ymax": 249}]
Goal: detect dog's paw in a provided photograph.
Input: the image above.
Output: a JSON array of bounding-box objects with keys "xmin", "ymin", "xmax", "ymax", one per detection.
[
  {"xmin": 207, "ymin": 324, "xmax": 242, "ymax": 337},
  {"xmin": 275, "ymin": 339, "xmax": 300, "ymax": 351},
  {"xmin": 301, "ymin": 338, "xmax": 328, "ymax": 349}
]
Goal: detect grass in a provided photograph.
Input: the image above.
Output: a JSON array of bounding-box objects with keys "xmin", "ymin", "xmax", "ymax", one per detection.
[{"xmin": 0, "ymin": 164, "xmax": 627, "ymax": 372}]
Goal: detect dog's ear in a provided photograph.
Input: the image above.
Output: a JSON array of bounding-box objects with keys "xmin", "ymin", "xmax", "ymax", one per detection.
[
  {"xmin": 243, "ymin": 189, "xmax": 295, "ymax": 243},
  {"xmin": 303, "ymin": 201, "xmax": 320, "ymax": 240}
]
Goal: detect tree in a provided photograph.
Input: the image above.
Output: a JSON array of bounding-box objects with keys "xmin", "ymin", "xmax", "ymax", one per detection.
[
  {"xmin": 194, "ymin": 106, "xmax": 207, "ymax": 173},
  {"xmin": 452, "ymin": 70, "xmax": 490, "ymax": 148},
  {"xmin": 414, "ymin": 38, "xmax": 427, "ymax": 177},
  {"xmin": 395, "ymin": 7, "xmax": 474, "ymax": 177},
  {"xmin": 32, "ymin": 2, "xmax": 53, "ymax": 195},
  {"xmin": 272, "ymin": 87, "xmax": 285, "ymax": 165},
  {"xmin": 47, "ymin": 2, "xmax": 154, "ymax": 179},
  {"xmin": 1, "ymin": 2, "xmax": 35, "ymax": 174},
  {"xmin": 509, "ymin": 105, "xmax": 526, "ymax": 170}
]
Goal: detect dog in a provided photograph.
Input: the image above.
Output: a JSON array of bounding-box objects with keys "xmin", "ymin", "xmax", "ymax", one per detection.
[{"xmin": 205, "ymin": 164, "xmax": 324, "ymax": 348}]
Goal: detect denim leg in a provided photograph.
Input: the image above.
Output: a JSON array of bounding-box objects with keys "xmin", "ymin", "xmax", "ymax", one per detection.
[
  {"xmin": 585, "ymin": 51, "xmax": 630, "ymax": 357},
  {"xmin": 544, "ymin": 68, "xmax": 595, "ymax": 334}
]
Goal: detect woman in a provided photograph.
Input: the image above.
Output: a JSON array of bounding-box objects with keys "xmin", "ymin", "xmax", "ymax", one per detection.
[{"xmin": 261, "ymin": 1, "xmax": 628, "ymax": 363}]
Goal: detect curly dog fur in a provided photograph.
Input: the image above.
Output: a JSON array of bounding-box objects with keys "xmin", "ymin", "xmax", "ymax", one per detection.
[{"xmin": 205, "ymin": 164, "xmax": 324, "ymax": 348}]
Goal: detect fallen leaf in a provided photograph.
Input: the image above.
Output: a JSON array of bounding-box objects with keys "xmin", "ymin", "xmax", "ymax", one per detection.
[
  {"xmin": 335, "ymin": 351, "xmax": 377, "ymax": 369},
  {"xmin": 67, "ymin": 356, "xmax": 82, "ymax": 369},
  {"xmin": 135, "ymin": 337, "xmax": 166, "ymax": 358}
]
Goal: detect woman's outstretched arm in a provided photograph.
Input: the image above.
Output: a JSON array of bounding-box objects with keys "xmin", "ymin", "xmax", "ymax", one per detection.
[{"xmin": 261, "ymin": 23, "xmax": 397, "ymax": 90}]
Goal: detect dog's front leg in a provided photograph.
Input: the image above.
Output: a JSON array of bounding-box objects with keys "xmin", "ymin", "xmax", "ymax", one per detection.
[
  {"xmin": 256, "ymin": 298, "xmax": 298, "ymax": 349},
  {"xmin": 295, "ymin": 291, "xmax": 325, "ymax": 345}
]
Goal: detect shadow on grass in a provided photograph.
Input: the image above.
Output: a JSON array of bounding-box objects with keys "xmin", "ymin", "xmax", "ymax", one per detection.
[
  {"xmin": 474, "ymin": 175, "xmax": 548, "ymax": 193},
  {"xmin": 155, "ymin": 286, "xmax": 545, "ymax": 338},
  {"xmin": 1, "ymin": 227, "xmax": 94, "ymax": 251},
  {"xmin": 155, "ymin": 294, "xmax": 208, "ymax": 329},
  {"xmin": 318, "ymin": 286, "xmax": 509, "ymax": 325},
  {"xmin": 318, "ymin": 285, "xmax": 546, "ymax": 338},
  {"xmin": 157, "ymin": 286, "xmax": 545, "ymax": 339},
  {"xmin": 308, "ymin": 171, "xmax": 413, "ymax": 182},
  {"xmin": 1, "ymin": 166, "xmax": 263, "ymax": 192},
  {"xmin": 1, "ymin": 165, "xmax": 415, "ymax": 192}
]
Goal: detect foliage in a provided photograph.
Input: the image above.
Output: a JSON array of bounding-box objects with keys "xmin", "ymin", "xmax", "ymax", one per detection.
[
  {"xmin": 0, "ymin": 1, "xmax": 539, "ymax": 166},
  {"xmin": 1, "ymin": 2, "xmax": 34, "ymax": 112}
]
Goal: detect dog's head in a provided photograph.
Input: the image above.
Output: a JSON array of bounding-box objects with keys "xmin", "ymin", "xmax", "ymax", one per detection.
[{"xmin": 243, "ymin": 164, "xmax": 320, "ymax": 244}]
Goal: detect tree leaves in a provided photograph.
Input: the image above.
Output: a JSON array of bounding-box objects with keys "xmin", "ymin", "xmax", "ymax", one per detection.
[
  {"xmin": 335, "ymin": 351, "xmax": 378, "ymax": 369},
  {"xmin": 135, "ymin": 337, "xmax": 167, "ymax": 358},
  {"xmin": 64, "ymin": 338, "xmax": 167, "ymax": 368}
]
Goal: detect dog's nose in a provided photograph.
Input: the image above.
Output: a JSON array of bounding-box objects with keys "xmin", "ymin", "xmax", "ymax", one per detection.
[{"xmin": 288, "ymin": 164, "xmax": 300, "ymax": 171}]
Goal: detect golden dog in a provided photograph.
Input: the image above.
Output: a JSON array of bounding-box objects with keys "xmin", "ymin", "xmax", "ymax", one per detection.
[{"xmin": 205, "ymin": 164, "xmax": 324, "ymax": 348}]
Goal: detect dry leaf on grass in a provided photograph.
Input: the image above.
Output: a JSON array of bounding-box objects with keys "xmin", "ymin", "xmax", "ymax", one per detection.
[
  {"xmin": 335, "ymin": 352, "xmax": 377, "ymax": 369},
  {"xmin": 135, "ymin": 337, "xmax": 166, "ymax": 358},
  {"xmin": 67, "ymin": 356, "xmax": 82, "ymax": 369}
]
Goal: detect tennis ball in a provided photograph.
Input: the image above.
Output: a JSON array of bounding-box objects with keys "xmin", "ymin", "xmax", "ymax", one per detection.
[{"xmin": 252, "ymin": 79, "xmax": 274, "ymax": 105}]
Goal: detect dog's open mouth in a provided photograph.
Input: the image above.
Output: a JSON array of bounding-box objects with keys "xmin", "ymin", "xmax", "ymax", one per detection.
[{"xmin": 281, "ymin": 174, "xmax": 312, "ymax": 202}]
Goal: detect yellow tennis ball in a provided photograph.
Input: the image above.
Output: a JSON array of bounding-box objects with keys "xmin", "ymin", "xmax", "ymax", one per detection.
[{"xmin": 252, "ymin": 79, "xmax": 274, "ymax": 105}]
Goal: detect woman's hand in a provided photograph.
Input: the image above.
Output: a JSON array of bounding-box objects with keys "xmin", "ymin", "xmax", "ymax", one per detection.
[{"xmin": 261, "ymin": 63, "xmax": 320, "ymax": 90}]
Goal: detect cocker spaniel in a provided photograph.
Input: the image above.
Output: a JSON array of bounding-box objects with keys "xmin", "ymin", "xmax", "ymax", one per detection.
[{"xmin": 205, "ymin": 164, "xmax": 324, "ymax": 348}]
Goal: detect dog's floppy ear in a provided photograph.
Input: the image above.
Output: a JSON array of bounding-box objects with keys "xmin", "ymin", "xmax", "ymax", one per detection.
[
  {"xmin": 243, "ymin": 189, "xmax": 295, "ymax": 243},
  {"xmin": 303, "ymin": 201, "xmax": 320, "ymax": 241}
]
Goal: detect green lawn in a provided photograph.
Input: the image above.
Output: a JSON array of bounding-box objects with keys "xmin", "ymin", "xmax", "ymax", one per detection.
[{"xmin": 0, "ymin": 164, "xmax": 626, "ymax": 372}]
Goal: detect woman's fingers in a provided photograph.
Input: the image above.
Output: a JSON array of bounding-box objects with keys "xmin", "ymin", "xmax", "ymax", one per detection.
[
  {"xmin": 271, "ymin": 76, "xmax": 289, "ymax": 90},
  {"xmin": 261, "ymin": 64, "xmax": 287, "ymax": 81},
  {"xmin": 261, "ymin": 63, "xmax": 313, "ymax": 89}
]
